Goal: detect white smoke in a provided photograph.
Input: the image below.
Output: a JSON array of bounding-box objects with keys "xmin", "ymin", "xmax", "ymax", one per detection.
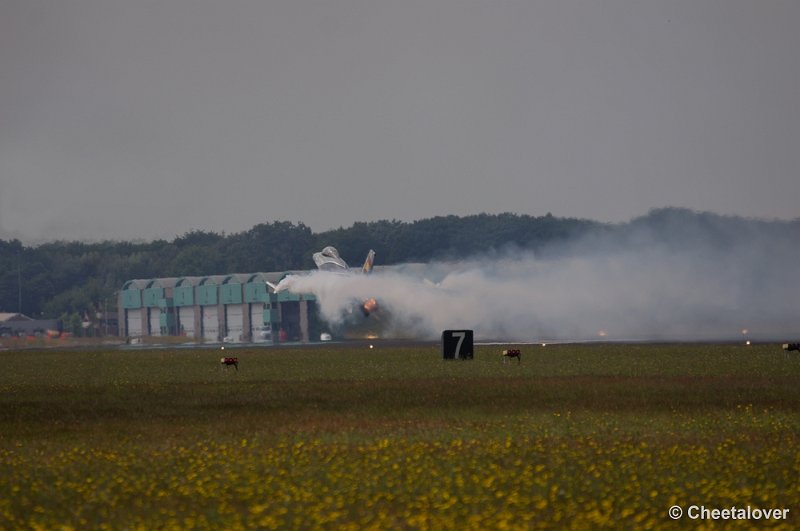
[{"xmin": 282, "ymin": 213, "xmax": 800, "ymax": 341}]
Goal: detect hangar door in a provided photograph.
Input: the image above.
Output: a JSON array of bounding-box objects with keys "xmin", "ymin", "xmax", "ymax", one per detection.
[
  {"xmin": 126, "ymin": 310, "xmax": 143, "ymax": 337},
  {"xmin": 225, "ymin": 305, "xmax": 244, "ymax": 342},
  {"xmin": 202, "ymin": 306, "xmax": 219, "ymax": 342},
  {"xmin": 249, "ymin": 303, "xmax": 270, "ymax": 342},
  {"xmin": 178, "ymin": 306, "xmax": 195, "ymax": 337},
  {"xmin": 148, "ymin": 308, "xmax": 161, "ymax": 337}
]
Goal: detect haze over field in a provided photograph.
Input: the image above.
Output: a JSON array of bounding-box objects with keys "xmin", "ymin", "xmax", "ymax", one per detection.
[
  {"xmin": 282, "ymin": 212, "xmax": 800, "ymax": 341},
  {"xmin": 2, "ymin": 1, "xmax": 799, "ymax": 242}
]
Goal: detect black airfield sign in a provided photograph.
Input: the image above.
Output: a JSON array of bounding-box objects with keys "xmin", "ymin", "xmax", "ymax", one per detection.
[{"xmin": 442, "ymin": 330, "xmax": 474, "ymax": 360}]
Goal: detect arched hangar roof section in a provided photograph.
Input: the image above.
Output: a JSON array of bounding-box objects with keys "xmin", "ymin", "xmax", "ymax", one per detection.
[
  {"xmin": 122, "ymin": 279, "xmax": 149, "ymax": 290},
  {"xmin": 222, "ymin": 274, "xmax": 250, "ymax": 284},
  {"xmin": 246, "ymin": 273, "xmax": 267, "ymax": 284},
  {"xmin": 144, "ymin": 278, "xmax": 179, "ymax": 289},
  {"xmin": 175, "ymin": 277, "xmax": 200, "ymax": 287},
  {"xmin": 198, "ymin": 275, "xmax": 226, "ymax": 286}
]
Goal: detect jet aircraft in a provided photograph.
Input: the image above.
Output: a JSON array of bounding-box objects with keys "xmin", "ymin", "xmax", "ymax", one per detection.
[
  {"xmin": 268, "ymin": 246, "xmax": 378, "ymax": 316},
  {"xmin": 312, "ymin": 246, "xmax": 375, "ymax": 275}
]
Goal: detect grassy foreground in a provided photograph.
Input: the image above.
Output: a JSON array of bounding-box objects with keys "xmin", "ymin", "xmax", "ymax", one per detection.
[{"xmin": 1, "ymin": 343, "xmax": 799, "ymax": 529}]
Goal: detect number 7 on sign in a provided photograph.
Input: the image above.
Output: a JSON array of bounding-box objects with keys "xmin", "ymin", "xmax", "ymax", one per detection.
[
  {"xmin": 442, "ymin": 330, "xmax": 473, "ymax": 360},
  {"xmin": 452, "ymin": 331, "xmax": 466, "ymax": 359}
]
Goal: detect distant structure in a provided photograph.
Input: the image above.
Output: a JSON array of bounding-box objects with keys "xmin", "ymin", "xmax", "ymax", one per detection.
[
  {"xmin": 118, "ymin": 272, "xmax": 320, "ymax": 343},
  {"xmin": 0, "ymin": 313, "xmax": 60, "ymax": 337}
]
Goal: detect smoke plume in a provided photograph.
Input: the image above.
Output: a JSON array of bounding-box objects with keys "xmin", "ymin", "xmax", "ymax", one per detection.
[{"xmin": 282, "ymin": 211, "xmax": 800, "ymax": 341}]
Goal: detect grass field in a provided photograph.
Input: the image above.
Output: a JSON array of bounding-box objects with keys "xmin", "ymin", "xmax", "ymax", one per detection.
[{"xmin": 1, "ymin": 342, "xmax": 799, "ymax": 529}]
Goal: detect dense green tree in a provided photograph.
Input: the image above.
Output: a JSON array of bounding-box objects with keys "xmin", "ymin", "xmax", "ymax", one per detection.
[
  {"xmin": 0, "ymin": 241, "xmax": 24, "ymax": 313},
  {"xmin": 59, "ymin": 312, "xmax": 83, "ymax": 336}
]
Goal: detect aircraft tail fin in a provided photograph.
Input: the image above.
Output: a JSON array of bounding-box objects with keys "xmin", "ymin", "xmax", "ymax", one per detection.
[{"xmin": 362, "ymin": 250, "xmax": 375, "ymax": 274}]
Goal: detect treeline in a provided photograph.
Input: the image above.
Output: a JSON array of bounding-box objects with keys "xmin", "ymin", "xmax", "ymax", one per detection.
[
  {"xmin": 1, "ymin": 209, "xmax": 797, "ymax": 322},
  {"xmin": 0, "ymin": 213, "xmax": 595, "ymax": 320}
]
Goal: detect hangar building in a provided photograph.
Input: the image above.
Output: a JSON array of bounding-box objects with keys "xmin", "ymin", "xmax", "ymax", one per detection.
[{"xmin": 118, "ymin": 272, "xmax": 320, "ymax": 343}]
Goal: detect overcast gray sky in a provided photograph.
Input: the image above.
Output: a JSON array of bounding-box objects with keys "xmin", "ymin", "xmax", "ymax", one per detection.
[{"xmin": 1, "ymin": 0, "xmax": 798, "ymax": 242}]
